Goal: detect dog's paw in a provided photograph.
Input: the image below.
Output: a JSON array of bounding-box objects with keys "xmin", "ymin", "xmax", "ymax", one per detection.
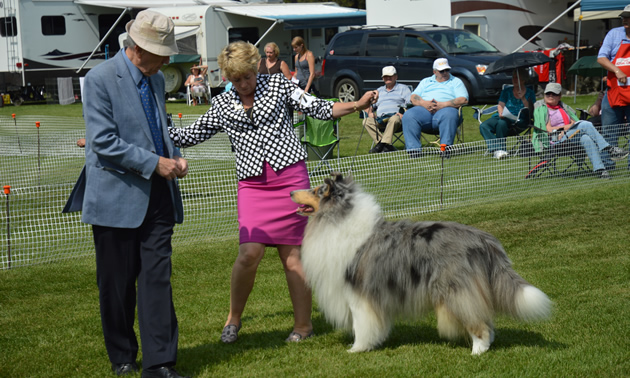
[
  {"xmin": 470, "ymin": 334, "xmax": 491, "ymax": 355},
  {"xmin": 348, "ymin": 344, "xmax": 371, "ymax": 353}
]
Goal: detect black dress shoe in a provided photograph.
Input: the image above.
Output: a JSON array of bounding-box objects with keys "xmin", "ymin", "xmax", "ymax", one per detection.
[
  {"xmin": 111, "ymin": 362, "xmax": 139, "ymax": 376},
  {"xmin": 141, "ymin": 366, "xmax": 190, "ymax": 378},
  {"xmin": 369, "ymin": 143, "xmax": 385, "ymax": 153},
  {"xmin": 383, "ymin": 144, "xmax": 397, "ymax": 152}
]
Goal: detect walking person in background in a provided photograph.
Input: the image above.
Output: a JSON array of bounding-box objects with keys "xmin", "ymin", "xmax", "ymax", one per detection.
[
  {"xmin": 292, "ymin": 36, "xmax": 318, "ymax": 95},
  {"xmin": 63, "ymin": 10, "xmax": 189, "ymax": 378},
  {"xmin": 597, "ymin": 4, "xmax": 630, "ymax": 170},
  {"xmin": 169, "ymin": 41, "xmax": 377, "ymax": 345},
  {"xmin": 258, "ymin": 42, "xmax": 292, "ymax": 80}
]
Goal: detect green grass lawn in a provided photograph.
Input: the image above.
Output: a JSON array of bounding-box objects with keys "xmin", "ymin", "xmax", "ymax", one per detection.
[{"xmin": 1, "ymin": 182, "xmax": 629, "ymax": 377}]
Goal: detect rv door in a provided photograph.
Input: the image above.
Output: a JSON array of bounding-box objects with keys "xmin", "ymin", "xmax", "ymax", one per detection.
[{"xmin": 77, "ymin": 7, "xmax": 131, "ymax": 73}]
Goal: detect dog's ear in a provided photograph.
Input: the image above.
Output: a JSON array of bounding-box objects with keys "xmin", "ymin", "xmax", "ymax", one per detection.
[
  {"xmin": 322, "ymin": 178, "xmax": 334, "ymax": 197},
  {"xmin": 330, "ymin": 172, "xmax": 343, "ymax": 182},
  {"xmin": 344, "ymin": 170, "xmax": 353, "ymax": 183}
]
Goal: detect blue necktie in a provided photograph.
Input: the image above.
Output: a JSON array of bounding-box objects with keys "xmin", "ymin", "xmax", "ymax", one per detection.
[{"xmin": 139, "ymin": 76, "xmax": 165, "ymax": 156}]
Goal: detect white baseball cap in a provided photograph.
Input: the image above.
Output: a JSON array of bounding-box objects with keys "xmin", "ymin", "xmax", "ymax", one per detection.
[
  {"xmin": 382, "ymin": 66, "xmax": 397, "ymax": 77},
  {"xmin": 620, "ymin": 4, "xmax": 630, "ymax": 17},
  {"xmin": 126, "ymin": 10, "xmax": 179, "ymax": 56},
  {"xmin": 433, "ymin": 58, "xmax": 451, "ymax": 71}
]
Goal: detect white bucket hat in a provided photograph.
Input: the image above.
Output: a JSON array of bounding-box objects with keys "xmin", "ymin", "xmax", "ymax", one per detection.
[{"xmin": 126, "ymin": 10, "xmax": 179, "ymax": 57}]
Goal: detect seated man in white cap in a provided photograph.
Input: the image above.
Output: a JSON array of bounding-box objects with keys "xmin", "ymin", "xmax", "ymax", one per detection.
[
  {"xmin": 64, "ymin": 9, "xmax": 190, "ymax": 378},
  {"xmin": 402, "ymin": 58, "xmax": 468, "ymax": 157},
  {"xmin": 363, "ymin": 66, "xmax": 411, "ymax": 153}
]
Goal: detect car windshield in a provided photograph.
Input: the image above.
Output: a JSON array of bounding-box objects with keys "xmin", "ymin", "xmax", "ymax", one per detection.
[{"xmin": 424, "ymin": 29, "xmax": 500, "ymax": 55}]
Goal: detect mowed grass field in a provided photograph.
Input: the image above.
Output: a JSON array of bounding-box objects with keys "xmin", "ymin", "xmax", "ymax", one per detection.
[
  {"xmin": 3, "ymin": 94, "xmax": 629, "ymax": 377},
  {"xmin": 1, "ymin": 182, "xmax": 628, "ymax": 377}
]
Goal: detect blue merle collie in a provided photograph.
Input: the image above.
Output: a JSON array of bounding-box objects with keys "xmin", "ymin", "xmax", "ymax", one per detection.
[{"xmin": 290, "ymin": 173, "xmax": 551, "ymax": 354}]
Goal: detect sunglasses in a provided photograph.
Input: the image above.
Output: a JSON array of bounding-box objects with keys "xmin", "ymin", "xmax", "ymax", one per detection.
[
  {"xmin": 438, "ymin": 69, "xmax": 451, "ymax": 73},
  {"xmin": 544, "ymin": 92, "xmax": 560, "ymax": 97}
]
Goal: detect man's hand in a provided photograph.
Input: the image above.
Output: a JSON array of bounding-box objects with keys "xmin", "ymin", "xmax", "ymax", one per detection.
[
  {"xmin": 425, "ymin": 98, "xmax": 438, "ymax": 113},
  {"xmin": 173, "ymin": 156, "xmax": 188, "ymax": 178},
  {"xmin": 155, "ymin": 156, "xmax": 184, "ymax": 180}
]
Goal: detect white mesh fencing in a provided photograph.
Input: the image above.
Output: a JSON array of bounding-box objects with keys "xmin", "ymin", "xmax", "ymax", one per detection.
[{"xmin": 1, "ymin": 114, "xmax": 628, "ymax": 269}]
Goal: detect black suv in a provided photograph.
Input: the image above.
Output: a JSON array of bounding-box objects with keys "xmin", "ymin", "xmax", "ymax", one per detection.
[{"xmin": 318, "ymin": 25, "xmax": 513, "ymax": 103}]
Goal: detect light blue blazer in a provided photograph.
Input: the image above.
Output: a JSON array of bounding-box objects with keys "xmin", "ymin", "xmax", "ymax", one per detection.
[{"xmin": 64, "ymin": 50, "xmax": 184, "ymax": 228}]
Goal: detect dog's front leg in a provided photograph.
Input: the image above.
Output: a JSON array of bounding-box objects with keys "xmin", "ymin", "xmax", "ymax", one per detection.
[{"xmin": 347, "ymin": 297, "xmax": 390, "ymax": 353}]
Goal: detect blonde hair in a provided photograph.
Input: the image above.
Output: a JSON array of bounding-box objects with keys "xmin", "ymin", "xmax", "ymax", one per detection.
[
  {"xmin": 218, "ymin": 41, "xmax": 260, "ymax": 80},
  {"xmin": 291, "ymin": 36, "xmax": 309, "ymax": 53},
  {"xmin": 264, "ymin": 42, "xmax": 280, "ymax": 58}
]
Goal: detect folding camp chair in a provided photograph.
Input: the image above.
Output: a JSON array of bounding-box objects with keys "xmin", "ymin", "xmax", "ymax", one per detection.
[
  {"xmin": 359, "ymin": 110, "xmax": 405, "ymax": 151},
  {"xmin": 186, "ymin": 80, "xmax": 211, "ymax": 106},
  {"xmin": 473, "ymin": 105, "xmax": 534, "ymax": 157},
  {"xmin": 525, "ymin": 129, "xmax": 590, "ymax": 179},
  {"xmin": 299, "ymin": 114, "xmax": 340, "ymax": 176},
  {"xmin": 419, "ymin": 106, "xmax": 464, "ymax": 147}
]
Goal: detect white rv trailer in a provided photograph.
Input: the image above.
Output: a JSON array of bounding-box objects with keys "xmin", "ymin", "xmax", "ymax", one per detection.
[
  {"xmin": 0, "ymin": 0, "xmax": 365, "ymax": 101},
  {"xmin": 141, "ymin": 2, "xmax": 367, "ymax": 93},
  {"xmin": 365, "ymin": 0, "xmax": 606, "ymax": 53}
]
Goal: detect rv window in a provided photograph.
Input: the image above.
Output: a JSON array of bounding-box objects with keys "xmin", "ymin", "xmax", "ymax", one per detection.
[
  {"xmin": 330, "ymin": 33, "xmax": 362, "ymax": 56},
  {"xmin": 0, "ymin": 17, "xmax": 18, "ymax": 37},
  {"xmin": 228, "ymin": 28, "xmax": 259, "ymax": 44},
  {"xmin": 463, "ymin": 24, "xmax": 480, "ymax": 36},
  {"xmin": 365, "ymin": 34, "xmax": 399, "ymax": 57},
  {"xmin": 41, "ymin": 16, "xmax": 66, "ymax": 36}
]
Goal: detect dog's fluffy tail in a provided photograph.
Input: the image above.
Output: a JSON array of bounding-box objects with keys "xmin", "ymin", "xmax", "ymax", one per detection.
[
  {"xmin": 513, "ymin": 285, "xmax": 552, "ymax": 321},
  {"xmin": 486, "ymin": 240, "xmax": 552, "ymax": 321}
]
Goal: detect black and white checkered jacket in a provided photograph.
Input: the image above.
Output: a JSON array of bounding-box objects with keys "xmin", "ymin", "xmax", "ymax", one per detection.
[{"xmin": 169, "ymin": 73, "xmax": 334, "ymax": 180}]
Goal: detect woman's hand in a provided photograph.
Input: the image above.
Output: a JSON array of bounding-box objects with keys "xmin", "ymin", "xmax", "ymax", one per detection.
[
  {"xmin": 357, "ymin": 90, "xmax": 378, "ymax": 111},
  {"xmin": 331, "ymin": 91, "xmax": 378, "ymax": 118},
  {"xmin": 513, "ymin": 86, "xmax": 526, "ymax": 99}
]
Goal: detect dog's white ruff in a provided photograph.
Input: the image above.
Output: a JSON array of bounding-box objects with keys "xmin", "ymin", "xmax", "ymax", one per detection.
[{"xmin": 301, "ymin": 191, "xmax": 380, "ymax": 332}]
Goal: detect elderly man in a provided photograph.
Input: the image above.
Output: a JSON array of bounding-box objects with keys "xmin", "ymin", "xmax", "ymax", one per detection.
[
  {"xmin": 598, "ymin": 4, "xmax": 630, "ymax": 170},
  {"xmin": 63, "ymin": 10, "xmax": 189, "ymax": 378},
  {"xmin": 402, "ymin": 58, "xmax": 468, "ymax": 156},
  {"xmin": 363, "ymin": 66, "xmax": 411, "ymax": 153}
]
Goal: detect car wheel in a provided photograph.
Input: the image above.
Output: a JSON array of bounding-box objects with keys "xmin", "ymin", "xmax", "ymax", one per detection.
[
  {"xmin": 334, "ymin": 78, "xmax": 359, "ymax": 103},
  {"xmin": 455, "ymin": 76, "xmax": 474, "ymax": 104}
]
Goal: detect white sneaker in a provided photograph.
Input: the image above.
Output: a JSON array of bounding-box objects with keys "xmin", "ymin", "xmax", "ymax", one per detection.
[{"xmin": 493, "ymin": 150, "xmax": 509, "ymax": 159}]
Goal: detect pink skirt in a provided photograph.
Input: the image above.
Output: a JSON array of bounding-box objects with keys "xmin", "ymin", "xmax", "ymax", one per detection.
[{"xmin": 238, "ymin": 161, "xmax": 310, "ymax": 245}]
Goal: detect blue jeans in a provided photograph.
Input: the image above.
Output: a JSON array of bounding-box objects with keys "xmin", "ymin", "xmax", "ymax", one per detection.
[
  {"xmin": 561, "ymin": 121, "xmax": 609, "ymax": 172},
  {"xmin": 479, "ymin": 116, "xmax": 528, "ymax": 152},
  {"xmin": 600, "ymin": 93, "xmax": 630, "ymax": 169},
  {"xmin": 402, "ymin": 106, "xmax": 459, "ymax": 151}
]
